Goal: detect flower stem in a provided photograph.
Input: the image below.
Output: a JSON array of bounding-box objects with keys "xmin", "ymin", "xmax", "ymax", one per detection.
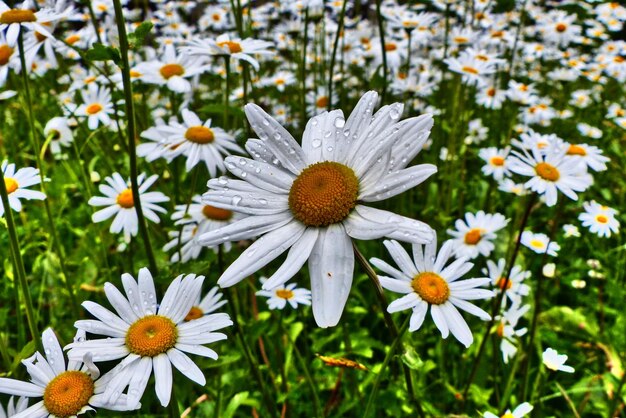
[
  {"xmin": 375, "ymin": 0, "xmax": 388, "ymax": 104},
  {"xmin": 327, "ymin": 0, "xmax": 348, "ymax": 110},
  {"xmin": 112, "ymin": 0, "xmax": 158, "ymax": 275},
  {"xmin": 0, "ymin": 166, "xmax": 43, "ymax": 354},
  {"xmin": 301, "ymin": 7, "xmax": 309, "ymax": 127},
  {"xmin": 224, "ymin": 56, "xmax": 230, "ymax": 130}
]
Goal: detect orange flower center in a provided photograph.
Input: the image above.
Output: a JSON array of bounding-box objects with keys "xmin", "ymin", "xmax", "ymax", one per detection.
[
  {"xmin": 555, "ymin": 23, "xmax": 567, "ymax": 32},
  {"xmin": 567, "ymin": 144, "xmax": 586, "ymax": 156},
  {"xmin": 411, "ymin": 272, "xmax": 450, "ymax": 305},
  {"xmin": 496, "ymin": 277, "xmax": 513, "ymax": 290},
  {"xmin": 43, "ymin": 371, "xmax": 94, "ymax": 418},
  {"xmin": 464, "ymin": 228, "xmax": 483, "ymax": 245},
  {"xmin": 65, "ymin": 34, "xmax": 81, "ymax": 45},
  {"xmin": 125, "ymin": 315, "xmax": 178, "ymax": 357},
  {"xmin": 185, "ymin": 126, "xmax": 215, "ymax": 144},
  {"xmin": 202, "ymin": 204, "xmax": 233, "ymax": 221},
  {"xmin": 116, "ymin": 189, "xmax": 134, "ymax": 208},
  {"xmin": 462, "ymin": 66, "xmax": 479, "ymax": 75},
  {"xmin": 487, "ymin": 87, "xmax": 496, "ymax": 97},
  {"xmin": 385, "ymin": 43, "xmax": 397, "ymax": 52},
  {"xmin": 217, "ymin": 40, "xmax": 243, "ymax": 53},
  {"xmin": 184, "ymin": 306, "xmax": 204, "ymax": 321},
  {"xmin": 490, "ymin": 156, "xmax": 505, "ymax": 166},
  {"xmin": 0, "ymin": 9, "xmax": 37, "ymax": 24},
  {"xmin": 0, "ymin": 44, "xmax": 13, "ymax": 66},
  {"xmin": 276, "ymin": 289, "xmax": 294, "ymax": 300},
  {"xmin": 535, "ymin": 162, "xmax": 560, "ymax": 181},
  {"xmin": 85, "ymin": 103, "xmax": 103, "ymax": 115},
  {"xmin": 315, "ymin": 95, "xmax": 329, "ymax": 108},
  {"xmin": 160, "ymin": 63, "xmax": 185, "ymax": 79},
  {"xmin": 4, "ymin": 177, "xmax": 18, "ymax": 194},
  {"xmin": 596, "ymin": 214, "xmax": 608, "ymax": 224}
]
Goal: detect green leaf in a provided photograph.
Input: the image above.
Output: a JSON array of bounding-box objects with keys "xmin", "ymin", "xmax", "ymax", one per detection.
[
  {"xmin": 128, "ymin": 21, "xmax": 153, "ymax": 49},
  {"xmin": 85, "ymin": 43, "xmax": 121, "ymax": 66}
]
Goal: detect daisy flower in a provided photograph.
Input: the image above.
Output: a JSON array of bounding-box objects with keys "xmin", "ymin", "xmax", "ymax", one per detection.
[
  {"xmin": 563, "ymin": 142, "xmax": 609, "ymax": 172},
  {"xmin": 43, "ymin": 116, "xmax": 74, "ymax": 156},
  {"xmin": 1, "ymin": 161, "xmax": 45, "ymax": 217},
  {"xmin": 447, "ymin": 211, "xmax": 509, "ymax": 259},
  {"xmin": 370, "ymin": 238, "xmax": 494, "ymax": 347},
  {"xmin": 578, "ymin": 201, "xmax": 619, "ymax": 237},
  {"xmin": 484, "ymin": 258, "xmax": 531, "ymax": 306},
  {"xmin": 74, "ymin": 85, "xmax": 115, "ymax": 130},
  {"xmin": 88, "ymin": 173, "xmax": 169, "ymax": 241},
  {"xmin": 256, "ymin": 278, "xmax": 312, "ymax": 310},
  {"xmin": 0, "ymin": 328, "xmax": 134, "ymax": 417},
  {"xmin": 0, "ymin": 397, "xmax": 27, "ymax": 417},
  {"xmin": 563, "ymin": 224, "xmax": 581, "ymax": 238},
  {"xmin": 0, "ymin": 1, "xmax": 65, "ymax": 47},
  {"xmin": 508, "ymin": 142, "xmax": 592, "ymax": 207},
  {"xmin": 183, "ymin": 33, "xmax": 274, "ymax": 71},
  {"xmin": 67, "ymin": 268, "xmax": 233, "ymax": 408},
  {"xmin": 542, "ymin": 347, "xmax": 575, "ymax": 373},
  {"xmin": 496, "ymin": 303, "xmax": 530, "ymax": 364},
  {"xmin": 0, "ymin": 31, "xmax": 16, "ymax": 88},
  {"xmin": 148, "ymin": 109, "xmax": 244, "ymax": 175},
  {"xmin": 483, "ymin": 402, "xmax": 533, "ymax": 418},
  {"xmin": 479, "ymin": 146, "xmax": 511, "ymax": 181},
  {"xmin": 199, "ymin": 91, "xmax": 437, "ymax": 327},
  {"xmin": 138, "ymin": 44, "xmax": 207, "ymax": 94},
  {"xmin": 444, "ymin": 49, "xmax": 498, "ymax": 87},
  {"xmin": 184, "ymin": 286, "xmax": 228, "ymax": 321},
  {"xmin": 163, "ymin": 223, "xmax": 205, "ymax": 263},
  {"xmin": 521, "ymin": 231, "xmax": 560, "ymax": 256}
]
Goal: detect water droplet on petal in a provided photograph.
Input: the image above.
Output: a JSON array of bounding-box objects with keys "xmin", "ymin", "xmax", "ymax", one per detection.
[
  {"xmin": 232, "ymin": 195, "xmax": 242, "ymax": 205},
  {"xmin": 334, "ymin": 117, "xmax": 345, "ymax": 128},
  {"xmin": 312, "ymin": 139, "xmax": 322, "ymax": 148}
]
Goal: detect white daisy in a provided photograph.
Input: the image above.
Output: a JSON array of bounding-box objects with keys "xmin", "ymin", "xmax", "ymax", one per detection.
[
  {"xmin": 521, "ymin": 231, "xmax": 560, "ymax": 256},
  {"xmin": 43, "ymin": 116, "xmax": 74, "ymax": 156},
  {"xmin": 563, "ymin": 224, "xmax": 581, "ymax": 238},
  {"xmin": 484, "ymin": 402, "xmax": 533, "ymax": 418},
  {"xmin": 199, "ymin": 91, "xmax": 437, "ymax": 328},
  {"xmin": 479, "ymin": 146, "xmax": 511, "ymax": 181},
  {"xmin": 256, "ymin": 278, "xmax": 312, "ymax": 310},
  {"xmin": 0, "ymin": 328, "xmax": 134, "ymax": 418},
  {"xmin": 578, "ymin": 201, "xmax": 619, "ymax": 237},
  {"xmin": 88, "ymin": 173, "xmax": 169, "ymax": 241},
  {"xmin": 1, "ymin": 161, "xmax": 46, "ymax": 217},
  {"xmin": 0, "ymin": 1, "xmax": 65, "ymax": 47},
  {"xmin": 542, "ymin": 347, "xmax": 575, "ymax": 373},
  {"xmin": 484, "ymin": 258, "xmax": 531, "ymax": 307},
  {"xmin": 137, "ymin": 44, "xmax": 207, "ymax": 94},
  {"xmin": 67, "ymin": 268, "xmax": 233, "ymax": 408},
  {"xmin": 0, "ymin": 396, "xmax": 28, "ymax": 417},
  {"xmin": 447, "ymin": 211, "xmax": 509, "ymax": 259},
  {"xmin": 182, "ymin": 33, "xmax": 274, "ymax": 71},
  {"xmin": 184, "ymin": 286, "xmax": 228, "ymax": 321},
  {"xmin": 495, "ymin": 303, "xmax": 530, "ymax": 364},
  {"xmin": 74, "ymin": 84, "xmax": 115, "ymax": 130},
  {"xmin": 370, "ymin": 238, "xmax": 494, "ymax": 347}
]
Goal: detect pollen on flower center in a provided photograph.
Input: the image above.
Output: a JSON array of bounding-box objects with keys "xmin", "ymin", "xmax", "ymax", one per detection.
[
  {"xmin": 490, "ymin": 156, "xmax": 505, "ymax": 166},
  {"xmin": 217, "ymin": 40, "xmax": 243, "ymax": 53},
  {"xmin": 501, "ymin": 413, "xmax": 516, "ymax": 418},
  {"xmin": 276, "ymin": 289, "xmax": 294, "ymax": 299},
  {"xmin": 530, "ymin": 239, "xmax": 545, "ymax": 249},
  {"xmin": 160, "ymin": 63, "xmax": 185, "ymax": 79},
  {"xmin": 496, "ymin": 277, "xmax": 513, "ymax": 290},
  {"xmin": 596, "ymin": 214, "xmax": 608, "ymax": 224},
  {"xmin": 411, "ymin": 272, "xmax": 450, "ymax": 305},
  {"xmin": 567, "ymin": 144, "xmax": 587, "ymax": 156},
  {"xmin": 43, "ymin": 371, "xmax": 94, "ymax": 418},
  {"xmin": 0, "ymin": 44, "xmax": 13, "ymax": 66},
  {"xmin": 126, "ymin": 315, "xmax": 178, "ymax": 357},
  {"xmin": 385, "ymin": 43, "xmax": 397, "ymax": 52},
  {"xmin": 288, "ymin": 161, "xmax": 359, "ymax": 227},
  {"xmin": 185, "ymin": 126, "xmax": 215, "ymax": 144},
  {"xmin": 202, "ymin": 204, "xmax": 233, "ymax": 221},
  {"xmin": 0, "ymin": 9, "xmax": 37, "ymax": 24},
  {"xmin": 315, "ymin": 96, "xmax": 329, "ymax": 108},
  {"xmin": 462, "ymin": 66, "xmax": 479, "ymax": 74},
  {"xmin": 85, "ymin": 103, "xmax": 103, "ymax": 115},
  {"xmin": 4, "ymin": 177, "xmax": 18, "ymax": 194},
  {"xmin": 184, "ymin": 306, "xmax": 204, "ymax": 321},
  {"xmin": 464, "ymin": 228, "xmax": 483, "ymax": 245},
  {"xmin": 535, "ymin": 162, "xmax": 560, "ymax": 181},
  {"xmin": 116, "ymin": 189, "xmax": 134, "ymax": 208},
  {"xmin": 555, "ymin": 23, "xmax": 567, "ymax": 32}
]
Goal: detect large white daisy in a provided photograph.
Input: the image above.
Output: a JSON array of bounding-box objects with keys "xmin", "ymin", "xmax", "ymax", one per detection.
[
  {"xmin": 66, "ymin": 268, "xmax": 233, "ymax": 408},
  {"xmin": 199, "ymin": 91, "xmax": 437, "ymax": 328}
]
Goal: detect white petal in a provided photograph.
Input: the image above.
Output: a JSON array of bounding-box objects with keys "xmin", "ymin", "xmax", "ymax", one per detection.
[
  {"xmin": 262, "ymin": 227, "xmax": 319, "ymax": 289},
  {"xmin": 359, "ymin": 164, "xmax": 437, "ymax": 201},
  {"xmin": 224, "ymin": 156, "xmax": 293, "ymax": 194},
  {"xmin": 167, "ymin": 349, "xmax": 206, "ymax": 385},
  {"xmin": 0, "ymin": 378, "xmax": 43, "ymax": 397},
  {"xmin": 431, "ymin": 305, "xmax": 449, "ymax": 338},
  {"xmin": 41, "ymin": 328, "xmax": 65, "ymax": 375},
  {"xmin": 153, "ymin": 354, "xmax": 172, "ymax": 406},
  {"xmin": 198, "ymin": 212, "xmax": 292, "ymax": 247}
]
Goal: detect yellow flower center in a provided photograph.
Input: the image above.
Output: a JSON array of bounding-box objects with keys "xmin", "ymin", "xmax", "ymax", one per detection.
[
  {"xmin": 501, "ymin": 413, "xmax": 515, "ymax": 418},
  {"xmin": 4, "ymin": 177, "xmax": 18, "ymax": 194},
  {"xmin": 43, "ymin": 371, "xmax": 95, "ymax": 418},
  {"xmin": 315, "ymin": 95, "xmax": 329, "ymax": 108},
  {"xmin": 385, "ymin": 43, "xmax": 397, "ymax": 52},
  {"xmin": 496, "ymin": 277, "xmax": 513, "ymax": 290},
  {"xmin": 276, "ymin": 289, "xmax": 294, "ymax": 299},
  {"xmin": 555, "ymin": 23, "xmax": 567, "ymax": 32},
  {"xmin": 454, "ymin": 36, "xmax": 469, "ymax": 43},
  {"xmin": 184, "ymin": 306, "xmax": 204, "ymax": 321},
  {"xmin": 567, "ymin": 144, "xmax": 586, "ymax": 156},
  {"xmin": 411, "ymin": 272, "xmax": 450, "ymax": 305},
  {"xmin": 65, "ymin": 34, "xmax": 81, "ymax": 45},
  {"xmin": 490, "ymin": 156, "xmax": 505, "ymax": 166},
  {"xmin": 130, "ymin": 70, "xmax": 142, "ymax": 78},
  {"xmin": 217, "ymin": 40, "xmax": 243, "ymax": 53},
  {"xmin": 159, "ymin": 63, "xmax": 185, "ymax": 79},
  {"xmin": 462, "ymin": 66, "xmax": 479, "ymax": 75},
  {"xmin": 202, "ymin": 204, "xmax": 233, "ymax": 221},
  {"xmin": 535, "ymin": 162, "xmax": 560, "ymax": 181},
  {"xmin": 487, "ymin": 87, "xmax": 496, "ymax": 97},
  {"xmin": 596, "ymin": 214, "xmax": 608, "ymax": 224},
  {"xmin": 0, "ymin": 44, "xmax": 14, "ymax": 66},
  {"xmin": 530, "ymin": 239, "xmax": 545, "ymax": 249},
  {"xmin": 0, "ymin": 9, "xmax": 37, "ymax": 24},
  {"xmin": 125, "ymin": 315, "xmax": 178, "ymax": 357},
  {"xmin": 496, "ymin": 322, "xmax": 505, "ymax": 337},
  {"xmin": 464, "ymin": 228, "xmax": 483, "ymax": 245},
  {"xmin": 288, "ymin": 161, "xmax": 359, "ymax": 227},
  {"xmin": 185, "ymin": 126, "xmax": 215, "ymax": 144},
  {"xmin": 85, "ymin": 103, "xmax": 103, "ymax": 115},
  {"xmin": 116, "ymin": 189, "xmax": 134, "ymax": 208}
]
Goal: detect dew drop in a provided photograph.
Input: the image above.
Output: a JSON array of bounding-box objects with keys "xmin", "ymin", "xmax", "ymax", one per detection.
[
  {"xmin": 334, "ymin": 117, "xmax": 345, "ymax": 128},
  {"xmin": 232, "ymin": 195, "xmax": 242, "ymax": 205},
  {"xmin": 311, "ymin": 139, "xmax": 322, "ymax": 148}
]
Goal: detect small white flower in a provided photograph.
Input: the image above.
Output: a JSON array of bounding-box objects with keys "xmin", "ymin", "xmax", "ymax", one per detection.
[
  {"xmin": 483, "ymin": 402, "xmax": 533, "ymax": 418},
  {"xmin": 447, "ymin": 211, "xmax": 509, "ymax": 259},
  {"xmin": 256, "ymin": 278, "xmax": 312, "ymax": 310},
  {"xmin": 578, "ymin": 201, "xmax": 620, "ymax": 238},
  {"xmin": 521, "ymin": 231, "xmax": 560, "ymax": 256},
  {"xmin": 542, "ymin": 347, "xmax": 575, "ymax": 373},
  {"xmin": 1, "ymin": 161, "xmax": 46, "ymax": 217}
]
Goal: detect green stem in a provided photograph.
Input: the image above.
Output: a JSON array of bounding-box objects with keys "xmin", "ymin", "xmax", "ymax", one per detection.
[
  {"xmin": 0, "ymin": 165, "xmax": 43, "ymax": 354},
  {"xmin": 375, "ymin": 0, "xmax": 388, "ymax": 104},
  {"xmin": 112, "ymin": 0, "xmax": 158, "ymax": 276},
  {"xmin": 224, "ymin": 56, "xmax": 230, "ymax": 130},
  {"xmin": 301, "ymin": 7, "xmax": 309, "ymax": 127},
  {"xmin": 363, "ymin": 316, "xmax": 410, "ymax": 418},
  {"xmin": 168, "ymin": 385, "xmax": 179, "ymax": 417},
  {"xmin": 327, "ymin": 0, "xmax": 348, "ymax": 110}
]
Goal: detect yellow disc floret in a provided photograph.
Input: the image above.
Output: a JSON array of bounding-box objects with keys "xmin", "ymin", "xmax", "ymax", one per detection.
[
  {"xmin": 159, "ymin": 63, "xmax": 185, "ymax": 79},
  {"xmin": 0, "ymin": 44, "xmax": 13, "ymax": 66},
  {"xmin": 0, "ymin": 9, "xmax": 37, "ymax": 24},
  {"xmin": 411, "ymin": 272, "xmax": 450, "ymax": 305},
  {"xmin": 275, "ymin": 289, "xmax": 294, "ymax": 300},
  {"xmin": 4, "ymin": 177, "xmax": 18, "ymax": 194},
  {"xmin": 43, "ymin": 371, "xmax": 94, "ymax": 418},
  {"xmin": 202, "ymin": 204, "xmax": 233, "ymax": 221},
  {"xmin": 116, "ymin": 188, "xmax": 134, "ymax": 208},
  {"xmin": 289, "ymin": 161, "xmax": 359, "ymax": 227},
  {"xmin": 126, "ymin": 315, "xmax": 178, "ymax": 357},
  {"xmin": 184, "ymin": 306, "xmax": 204, "ymax": 321},
  {"xmin": 185, "ymin": 126, "xmax": 215, "ymax": 144},
  {"xmin": 464, "ymin": 228, "xmax": 483, "ymax": 245},
  {"xmin": 535, "ymin": 162, "xmax": 560, "ymax": 182},
  {"xmin": 217, "ymin": 40, "xmax": 243, "ymax": 53}
]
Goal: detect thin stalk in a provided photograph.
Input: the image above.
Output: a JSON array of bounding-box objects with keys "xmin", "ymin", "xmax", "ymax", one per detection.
[
  {"xmin": 353, "ymin": 243, "xmax": 424, "ymax": 417},
  {"xmin": 462, "ymin": 194, "xmax": 536, "ymax": 402},
  {"xmin": 375, "ymin": 0, "xmax": 388, "ymax": 104},
  {"xmin": 555, "ymin": 382, "xmax": 582, "ymax": 418},
  {"xmin": 112, "ymin": 0, "xmax": 158, "ymax": 275},
  {"xmin": 327, "ymin": 0, "xmax": 348, "ymax": 110},
  {"xmin": 301, "ymin": 7, "xmax": 309, "ymax": 127},
  {"xmin": 223, "ymin": 56, "xmax": 230, "ymax": 130},
  {"xmin": 16, "ymin": 32, "xmax": 79, "ymax": 318},
  {"xmin": 505, "ymin": 0, "xmax": 528, "ymax": 82},
  {"xmin": 0, "ymin": 166, "xmax": 43, "ymax": 354},
  {"xmin": 363, "ymin": 316, "xmax": 410, "ymax": 418},
  {"xmin": 168, "ymin": 385, "xmax": 179, "ymax": 417}
]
